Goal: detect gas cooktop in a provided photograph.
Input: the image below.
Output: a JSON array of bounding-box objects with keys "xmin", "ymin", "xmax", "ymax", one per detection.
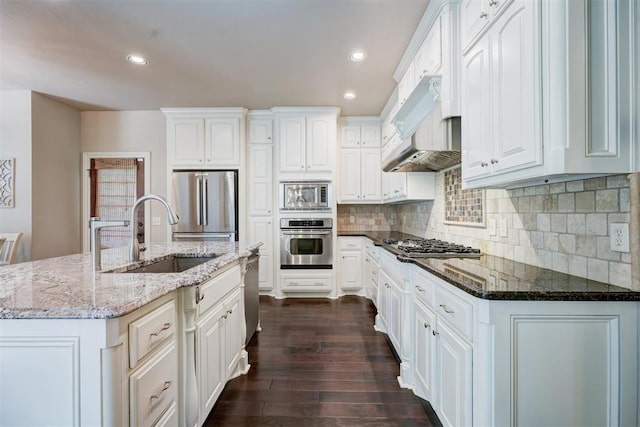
[{"xmin": 382, "ymin": 238, "xmax": 482, "ymax": 258}]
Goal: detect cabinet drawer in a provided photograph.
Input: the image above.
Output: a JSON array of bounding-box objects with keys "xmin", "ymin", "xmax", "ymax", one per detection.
[
  {"xmin": 371, "ymin": 281, "xmax": 379, "ymax": 308},
  {"xmin": 154, "ymin": 402, "xmax": 178, "ymax": 427},
  {"xmin": 130, "ymin": 342, "xmax": 178, "ymax": 427},
  {"xmin": 339, "ymin": 237, "xmax": 363, "ymax": 251},
  {"xmin": 129, "ymin": 301, "xmax": 176, "ymax": 368},
  {"xmin": 435, "ymin": 285, "xmax": 474, "ymax": 341},
  {"xmin": 380, "ymin": 249, "xmax": 404, "ymax": 286},
  {"xmin": 198, "ymin": 264, "xmax": 241, "ymax": 316},
  {"xmin": 412, "ymin": 267, "xmax": 436, "ymax": 308},
  {"xmin": 282, "ymin": 276, "xmax": 332, "ymax": 292}
]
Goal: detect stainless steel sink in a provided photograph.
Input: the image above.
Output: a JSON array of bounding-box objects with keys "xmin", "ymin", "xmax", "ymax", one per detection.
[{"xmin": 109, "ymin": 255, "xmax": 220, "ymax": 273}]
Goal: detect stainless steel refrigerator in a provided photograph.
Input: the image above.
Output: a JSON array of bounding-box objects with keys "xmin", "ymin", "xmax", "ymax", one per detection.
[{"xmin": 171, "ymin": 170, "xmax": 238, "ymax": 242}]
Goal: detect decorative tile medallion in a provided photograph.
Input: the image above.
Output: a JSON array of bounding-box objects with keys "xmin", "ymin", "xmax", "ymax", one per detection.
[
  {"xmin": 0, "ymin": 158, "xmax": 15, "ymax": 208},
  {"xmin": 444, "ymin": 167, "xmax": 484, "ymax": 226}
]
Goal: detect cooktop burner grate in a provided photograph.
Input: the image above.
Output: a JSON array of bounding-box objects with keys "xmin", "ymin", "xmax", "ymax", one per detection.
[{"xmin": 382, "ymin": 238, "xmax": 481, "ymax": 258}]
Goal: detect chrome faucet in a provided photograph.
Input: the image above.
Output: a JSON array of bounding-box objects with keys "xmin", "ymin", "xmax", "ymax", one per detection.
[
  {"xmin": 90, "ymin": 217, "xmax": 130, "ymax": 271},
  {"xmin": 129, "ymin": 194, "xmax": 179, "ymax": 262}
]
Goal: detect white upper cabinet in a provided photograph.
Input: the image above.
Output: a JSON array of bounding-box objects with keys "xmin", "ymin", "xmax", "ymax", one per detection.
[
  {"xmin": 274, "ymin": 108, "xmax": 339, "ymax": 174},
  {"xmin": 415, "ymin": 16, "xmax": 442, "ymax": 81},
  {"xmin": 338, "ymin": 118, "xmax": 382, "ymax": 203},
  {"xmin": 205, "ymin": 118, "xmax": 240, "ymax": 166},
  {"xmin": 462, "ymin": 0, "xmax": 541, "ymax": 182},
  {"xmin": 461, "ymin": 0, "xmax": 636, "ymax": 188},
  {"xmin": 163, "ymin": 108, "xmax": 246, "ymax": 168},
  {"xmin": 248, "ymin": 119, "xmax": 273, "ymax": 144},
  {"xmin": 341, "ymin": 125, "xmax": 382, "ymax": 148}
]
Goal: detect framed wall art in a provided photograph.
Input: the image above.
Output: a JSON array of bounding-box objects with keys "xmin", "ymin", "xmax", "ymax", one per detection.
[{"xmin": 0, "ymin": 158, "xmax": 15, "ymax": 208}]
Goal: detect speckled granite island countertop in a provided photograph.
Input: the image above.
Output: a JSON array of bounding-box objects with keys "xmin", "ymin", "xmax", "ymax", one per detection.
[
  {"xmin": 339, "ymin": 231, "xmax": 640, "ymax": 301},
  {"xmin": 0, "ymin": 242, "xmax": 261, "ymax": 319}
]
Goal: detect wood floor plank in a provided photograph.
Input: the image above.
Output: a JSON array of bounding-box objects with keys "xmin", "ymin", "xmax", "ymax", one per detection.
[{"xmin": 205, "ymin": 296, "xmax": 437, "ymax": 426}]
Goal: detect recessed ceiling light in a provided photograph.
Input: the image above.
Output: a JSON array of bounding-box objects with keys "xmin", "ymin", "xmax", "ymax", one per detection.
[
  {"xmin": 343, "ymin": 91, "xmax": 357, "ymax": 100},
  {"xmin": 348, "ymin": 51, "xmax": 367, "ymax": 62},
  {"xmin": 127, "ymin": 54, "xmax": 148, "ymax": 65}
]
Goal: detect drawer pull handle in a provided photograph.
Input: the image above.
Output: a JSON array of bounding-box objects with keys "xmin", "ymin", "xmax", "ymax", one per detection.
[
  {"xmin": 416, "ymin": 285, "xmax": 424, "ymax": 292},
  {"xmin": 222, "ymin": 313, "xmax": 228, "ymax": 320},
  {"xmin": 423, "ymin": 322, "xmax": 431, "ymax": 330},
  {"xmin": 150, "ymin": 322, "xmax": 172, "ymax": 337},
  {"xmin": 439, "ymin": 304, "xmax": 455, "ymax": 314},
  {"xmin": 432, "ymin": 330, "xmax": 439, "ymax": 336},
  {"xmin": 150, "ymin": 381, "xmax": 172, "ymax": 400},
  {"xmin": 195, "ymin": 287, "xmax": 205, "ymax": 304},
  {"xmin": 227, "ymin": 309, "xmax": 233, "ymax": 315}
]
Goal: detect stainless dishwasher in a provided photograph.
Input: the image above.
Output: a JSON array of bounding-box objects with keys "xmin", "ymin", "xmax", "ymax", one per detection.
[{"xmin": 245, "ymin": 250, "xmax": 260, "ymax": 345}]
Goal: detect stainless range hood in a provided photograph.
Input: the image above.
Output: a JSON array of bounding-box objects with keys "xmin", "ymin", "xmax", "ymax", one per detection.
[{"xmin": 382, "ymin": 102, "xmax": 461, "ymax": 172}]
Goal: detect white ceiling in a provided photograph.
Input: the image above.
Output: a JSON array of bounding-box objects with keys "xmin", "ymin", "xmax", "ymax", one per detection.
[{"xmin": 0, "ymin": 0, "xmax": 429, "ymax": 116}]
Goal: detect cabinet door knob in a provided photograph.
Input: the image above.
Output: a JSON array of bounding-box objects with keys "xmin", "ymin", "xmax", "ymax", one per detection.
[
  {"xmin": 490, "ymin": 159, "xmax": 498, "ymax": 164},
  {"xmin": 489, "ymin": 0, "xmax": 498, "ymax": 6},
  {"xmin": 481, "ymin": 162, "xmax": 488, "ymax": 167},
  {"xmin": 424, "ymin": 322, "xmax": 431, "ymax": 329},
  {"xmin": 480, "ymin": 11, "xmax": 488, "ymax": 18},
  {"xmin": 268, "ymin": 136, "xmax": 272, "ymax": 140},
  {"xmin": 416, "ymin": 285, "xmax": 424, "ymax": 292},
  {"xmin": 301, "ymin": 165, "xmax": 305, "ymax": 169},
  {"xmin": 432, "ymin": 330, "xmax": 439, "ymax": 336}
]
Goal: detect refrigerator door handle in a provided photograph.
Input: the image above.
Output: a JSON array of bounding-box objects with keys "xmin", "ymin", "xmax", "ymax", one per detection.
[
  {"xmin": 196, "ymin": 177, "xmax": 202, "ymax": 226},
  {"xmin": 203, "ymin": 178, "xmax": 209, "ymax": 226}
]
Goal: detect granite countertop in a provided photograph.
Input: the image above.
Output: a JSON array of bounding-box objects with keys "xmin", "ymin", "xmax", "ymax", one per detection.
[
  {"xmin": 0, "ymin": 242, "xmax": 261, "ymax": 319},
  {"xmin": 339, "ymin": 231, "xmax": 640, "ymax": 301}
]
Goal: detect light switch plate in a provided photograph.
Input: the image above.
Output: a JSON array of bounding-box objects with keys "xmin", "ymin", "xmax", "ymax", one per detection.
[
  {"xmin": 152, "ymin": 217, "xmax": 161, "ymax": 226},
  {"xmin": 488, "ymin": 219, "xmax": 497, "ymax": 236},
  {"xmin": 499, "ymin": 218, "xmax": 508, "ymax": 238},
  {"xmin": 609, "ymin": 223, "xmax": 630, "ymax": 252}
]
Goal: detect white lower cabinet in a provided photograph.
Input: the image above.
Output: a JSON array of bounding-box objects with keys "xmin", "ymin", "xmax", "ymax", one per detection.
[
  {"xmin": 196, "ymin": 303, "xmax": 226, "ymax": 423},
  {"xmin": 363, "ymin": 239, "xmax": 379, "ymax": 305},
  {"xmin": 195, "ymin": 287, "xmax": 242, "ymax": 425},
  {"xmin": 376, "ymin": 259, "xmax": 404, "ymax": 357},
  {"xmin": 182, "ymin": 262, "xmax": 248, "ymax": 427},
  {"xmin": 406, "ymin": 263, "xmax": 639, "ymax": 427},
  {"xmin": 434, "ymin": 320, "xmax": 472, "ymax": 427},
  {"xmin": 338, "ymin": 237, "xmax": 364, "ymax": 294}
]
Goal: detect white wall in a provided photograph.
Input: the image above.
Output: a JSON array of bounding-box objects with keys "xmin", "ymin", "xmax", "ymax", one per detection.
[
  {"xmin": 80, "ymin": 111, "xmax": 168, "ymax": 244},
  {"xmin": 0, "ymin": 91, "xmax": 33, "ymax": 262},
  {"xmin": 31, "ymin": 93, "xmax": 82, "ymax": 259}
]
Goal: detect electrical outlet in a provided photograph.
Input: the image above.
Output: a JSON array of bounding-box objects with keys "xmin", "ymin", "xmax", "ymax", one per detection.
[
  {"xmin": 609, "ymin": 223, "xmax": 630, "ymax": 252},
  {"xmin": 488, "ymin": 219, "xmax": 497, "ymax": 236},
  {"xmin": 499, "ymin": 218, "xmax": 508, "ymax": 238},
  {"xmin": 349, "ymin": 215, "xmax": 355, "ymax": 224},
  {"xmin": 152, "ymin": 217, "xmax": 161, "ymax": 226}
]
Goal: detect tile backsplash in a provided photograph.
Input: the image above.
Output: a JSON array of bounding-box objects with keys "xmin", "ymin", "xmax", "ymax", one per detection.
[{"xmin": 337, "ymin": 171, "xmax": 633, "ymax": 288}]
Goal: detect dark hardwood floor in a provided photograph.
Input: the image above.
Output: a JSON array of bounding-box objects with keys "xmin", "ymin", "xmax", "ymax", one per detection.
[{"xmin": 205, "ymin": 295, "xmax": 437, "ymax": 426}]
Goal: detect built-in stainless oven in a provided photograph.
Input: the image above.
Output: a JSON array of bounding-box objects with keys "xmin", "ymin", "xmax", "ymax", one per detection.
[{"xmin": 280, "ymin": 218, "xmax": 333, "ymax": 269}]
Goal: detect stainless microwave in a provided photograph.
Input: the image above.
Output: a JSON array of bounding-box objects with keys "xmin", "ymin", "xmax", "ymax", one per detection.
[{"xmin": 279, "ymin": 181, "xmax": 331, "ymax": 211}]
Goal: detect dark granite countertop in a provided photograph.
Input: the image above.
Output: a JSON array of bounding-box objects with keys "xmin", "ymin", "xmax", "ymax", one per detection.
[{"xmin": 338, "ymin": 230, "xmax": 640, "ymax": 301}]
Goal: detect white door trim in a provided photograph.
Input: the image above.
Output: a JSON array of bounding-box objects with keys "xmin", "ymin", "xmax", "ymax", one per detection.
[{"xmin": 81, "ymin": 152, "xmax": 151, "ymax": 253}]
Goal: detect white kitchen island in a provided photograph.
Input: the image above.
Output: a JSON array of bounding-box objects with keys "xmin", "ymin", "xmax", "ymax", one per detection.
[{"xmin": 0, "ymin": 242, "xmax": 260, "ymax": 427}]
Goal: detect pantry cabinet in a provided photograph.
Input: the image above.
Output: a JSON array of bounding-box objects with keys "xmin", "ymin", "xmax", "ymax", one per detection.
[
  {"xmin": 461, "ymin": 0, "xmax": 636, "ymax": 188},
  {"xmin": 275, "ymin": 109, "xmax": 340, "ymax": 174},
  {"xmin": 163, "ymin": 108, "xmax": 247, "ymax": 168},
  {"xmin": 247, "ymin": 112, "xmax": 275, "ymax": 291}
]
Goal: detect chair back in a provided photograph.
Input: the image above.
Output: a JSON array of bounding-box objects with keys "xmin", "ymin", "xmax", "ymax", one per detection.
[{"xmin": 0, "ymin": 232, "xmax": 23, "ymax": 265}]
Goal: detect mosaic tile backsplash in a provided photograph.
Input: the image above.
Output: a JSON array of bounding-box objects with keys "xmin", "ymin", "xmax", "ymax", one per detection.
[
  {"xmin": 444, "ymin": 167, "xmax": 483, "ymax": 225},
  {"xmin": 337, "ymin": 172, "xmax": 633, "ymax": 288}
]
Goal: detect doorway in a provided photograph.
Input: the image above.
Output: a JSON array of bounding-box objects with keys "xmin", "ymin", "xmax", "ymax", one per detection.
[{"xmin": 82, "ymin": 152, "xmax": 150, "ymax": 254}]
